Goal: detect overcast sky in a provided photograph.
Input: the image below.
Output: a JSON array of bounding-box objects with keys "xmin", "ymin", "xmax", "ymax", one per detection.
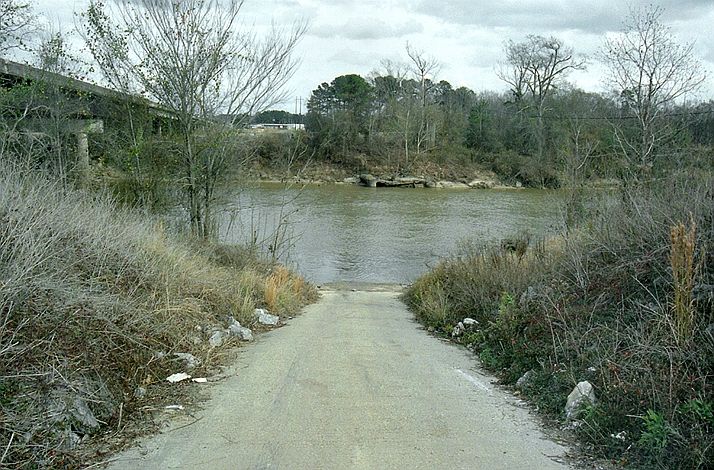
[{"xmin": 34, "ymin": 0, "xmax": 714, "ymax": 111}]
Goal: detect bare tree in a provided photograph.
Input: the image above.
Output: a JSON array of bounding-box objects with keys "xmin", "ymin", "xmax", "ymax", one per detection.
[
  {"xmin": 0, "ymin": 0, "xmax": 33, "ymax": 172},
  {"xmin": 0, "ymin": 27, "xmax": 87, "ymax": 183},
  {"xmin": 406, "ymin": 42, "xmax": 441, "ymax": 158},
  {"xmin": 601, "ymin": 5, "xmax": 706, "ymax": 176},
  {"xmin": 498, "ymin": 35, "xmax": 586, "ymax": 161},
  {"xmin": 82, "ymin": 2, "xmax": 166, "ymax": 205},
  {"xmin": 497, "ymin": 40, "xmax": 530, "ymax": 103},
  {"xmin": 83, "ymin": 0, "xmax": 305, "ymax": 238},
  {"xmin": 0, "ymin": 0, "xmax": 35, "ymax": 56},
  {"xmin": 35, "ymin": 30, "xmax": 86, "ymax": 77}
]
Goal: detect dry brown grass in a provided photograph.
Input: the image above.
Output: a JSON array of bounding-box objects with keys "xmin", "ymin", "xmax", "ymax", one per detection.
[
  {"xmin": 0, "ymin": 163, "xmax": 316, "ymax": 468},
  {"xmin": 405, "ymin": 234, "xmax": 557, "ymax": 330},
  {"xmin": 670, "ymin": 216, "xmax": 697, "ymax": 344},
  {"xmin": 264, "ymin": 265, "xmax": 289, "ymax": 311},
  {"xmin": 263, "ymin": 265, "xmax": 316, "ymax": 315}
]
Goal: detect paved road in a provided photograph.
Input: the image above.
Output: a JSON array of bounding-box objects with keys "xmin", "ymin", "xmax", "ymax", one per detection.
[{"xmin": 110, "ymin": 287, "xmax": 571, "ymax": 469}]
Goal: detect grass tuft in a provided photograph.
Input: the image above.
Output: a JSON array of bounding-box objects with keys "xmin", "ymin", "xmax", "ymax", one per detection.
[{"xmin": 670, "ymin": 216, "xmax": 697, "ymax": 345}]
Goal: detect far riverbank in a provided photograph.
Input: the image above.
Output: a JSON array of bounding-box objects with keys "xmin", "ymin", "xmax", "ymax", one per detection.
[{"xmin": 244, "ymin": 161, "xmax": 622, "ymax": 190}]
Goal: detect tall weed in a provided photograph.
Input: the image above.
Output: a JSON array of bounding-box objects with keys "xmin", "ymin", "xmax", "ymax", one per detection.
[
  {"xmin": 405, "ymin": 174, "xmax": 713, "ymax": 468},
  {"xmin": 0, "ymin": 162, "xmax": 316, "ymax": 467},
  {"xmin": 670, "ymin": 217, "xmax": 698, "ymax": 344}
]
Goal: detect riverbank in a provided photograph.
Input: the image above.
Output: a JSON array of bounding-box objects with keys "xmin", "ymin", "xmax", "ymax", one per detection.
[
  {"xmin": 403, "ymin": 175, "xmax": 713, "ymax": 469},
  {"xmin": 0, "ymin": 164, "xmax": 317, "ymax": 468},
  {"xmin": 246, "ymin": 160, "xmax": 516, "ymax": 189},
  {"xmin": 246, "ymin": 160, "xmax": 623, "ymax": 190}
]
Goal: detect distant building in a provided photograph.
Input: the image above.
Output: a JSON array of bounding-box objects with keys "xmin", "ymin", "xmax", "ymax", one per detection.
[{"xmin": 248, "ymin": 123, "xmax": 305, "ymax": 131}]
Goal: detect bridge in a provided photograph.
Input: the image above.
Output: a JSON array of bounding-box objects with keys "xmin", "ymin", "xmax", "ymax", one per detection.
[{"xmin": 0, "ymin": 58, "xmax": 170, "ymax": 179}]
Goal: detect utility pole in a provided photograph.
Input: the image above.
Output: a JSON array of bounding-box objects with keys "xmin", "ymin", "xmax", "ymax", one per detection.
[
  {"xmin": 293, "ymin": 96, "xmax": 303, "ymax": 127},
  {"xmin": 299, "ymin": 97, "xmax": 303, "ymax": 126}
]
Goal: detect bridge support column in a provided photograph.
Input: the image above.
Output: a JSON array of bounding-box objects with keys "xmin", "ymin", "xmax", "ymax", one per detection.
[
  {"xmin": 21, "ymin": 118, "xmax": 104, "ymax": 185},
  {"xmin": 75, "ymin": 131, "xmax": 89, "ymax": 183}
]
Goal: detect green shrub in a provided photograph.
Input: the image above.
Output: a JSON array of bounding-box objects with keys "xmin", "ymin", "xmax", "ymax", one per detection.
[
  {"xmin": 478, "ymin": 348, "xmax": 500, "ymax": 369},
  {"xmin": 639, "ymin": 410, "xmax": 675, "ymax": 456},
  {"xmin": 405, "ymin": 173, "xmax": 713, "ymax": 468}
]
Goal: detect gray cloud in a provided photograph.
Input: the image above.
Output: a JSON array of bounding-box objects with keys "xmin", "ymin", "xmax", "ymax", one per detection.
[
  {"xmin": 27, "ymin": 0, "xmax": 714, "ymax": 106},
  {"xmin": 325, "ymin": 47, "xmax": 384, "ymax": 68},
  {"xmin": 413, "ymin": 0, "xmax": 713, "ymax": 34},
  {"xmin": 309, "ymin": 18, "xmax": 423, "ymax": 40}
]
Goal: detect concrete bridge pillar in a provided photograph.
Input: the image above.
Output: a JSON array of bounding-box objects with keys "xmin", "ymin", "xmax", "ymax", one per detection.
[
  {"xmin": 22, "ymin": 119, "xmax": 103, "ymax": 184},
  {"xmin": 75, "ymin": 131, "xmax": 90, "ymax": 182}
]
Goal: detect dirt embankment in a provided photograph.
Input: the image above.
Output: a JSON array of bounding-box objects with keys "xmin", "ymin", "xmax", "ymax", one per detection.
[{"xmin": 247, "ymin": 161, "xmax": 520, "ymax": 189}]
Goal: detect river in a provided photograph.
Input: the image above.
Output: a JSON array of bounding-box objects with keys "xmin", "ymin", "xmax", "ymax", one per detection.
[{"xmin": 218, "ymin": 183, "xmax": 566, "ymax": 284}]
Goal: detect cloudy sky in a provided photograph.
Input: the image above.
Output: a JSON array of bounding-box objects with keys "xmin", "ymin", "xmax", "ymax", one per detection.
[{"xmin": 33, "ymin": 0, "xmax": 714, "ymax": 110}]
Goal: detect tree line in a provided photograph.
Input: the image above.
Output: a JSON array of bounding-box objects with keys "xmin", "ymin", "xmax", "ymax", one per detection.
[
  {"xmin": 301, "ymin": 6, "xmax": 709, "ymax": 187},
  {"xmin": 1, "ymin": 1, "xmax": 710, "ymax": 223}
]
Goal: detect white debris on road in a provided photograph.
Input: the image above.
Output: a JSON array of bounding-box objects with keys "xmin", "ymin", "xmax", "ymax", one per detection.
[{"xmin": 166, "ymin": 373, "xmax": 191, "ymax": 383}]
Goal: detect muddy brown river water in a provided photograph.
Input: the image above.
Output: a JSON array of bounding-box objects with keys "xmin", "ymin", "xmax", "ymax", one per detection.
[{"xmin": 219, "ymin": 183, "xmax": 569, "ymax": 284}]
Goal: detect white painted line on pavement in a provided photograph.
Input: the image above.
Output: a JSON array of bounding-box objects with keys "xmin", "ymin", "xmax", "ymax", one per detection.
[{"xmin": 456, "ymin": 369, "xmax": 492, "ymax": 394}]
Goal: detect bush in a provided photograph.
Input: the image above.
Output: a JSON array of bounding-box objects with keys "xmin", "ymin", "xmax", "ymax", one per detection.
[
  {"xmin": 473, "ymin": 150, "xmax": 562, "ymax": 188},
  {"xmin": 404, "ymin": 174, "xmax": 713, "ymax": 468},
  {"xmin": 404, "ymin": 232, "xmax": 553, "ymax": 329},
  {"xmin": 0, "ymin": 161, "xmax": 316, "ymax": 467}
]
